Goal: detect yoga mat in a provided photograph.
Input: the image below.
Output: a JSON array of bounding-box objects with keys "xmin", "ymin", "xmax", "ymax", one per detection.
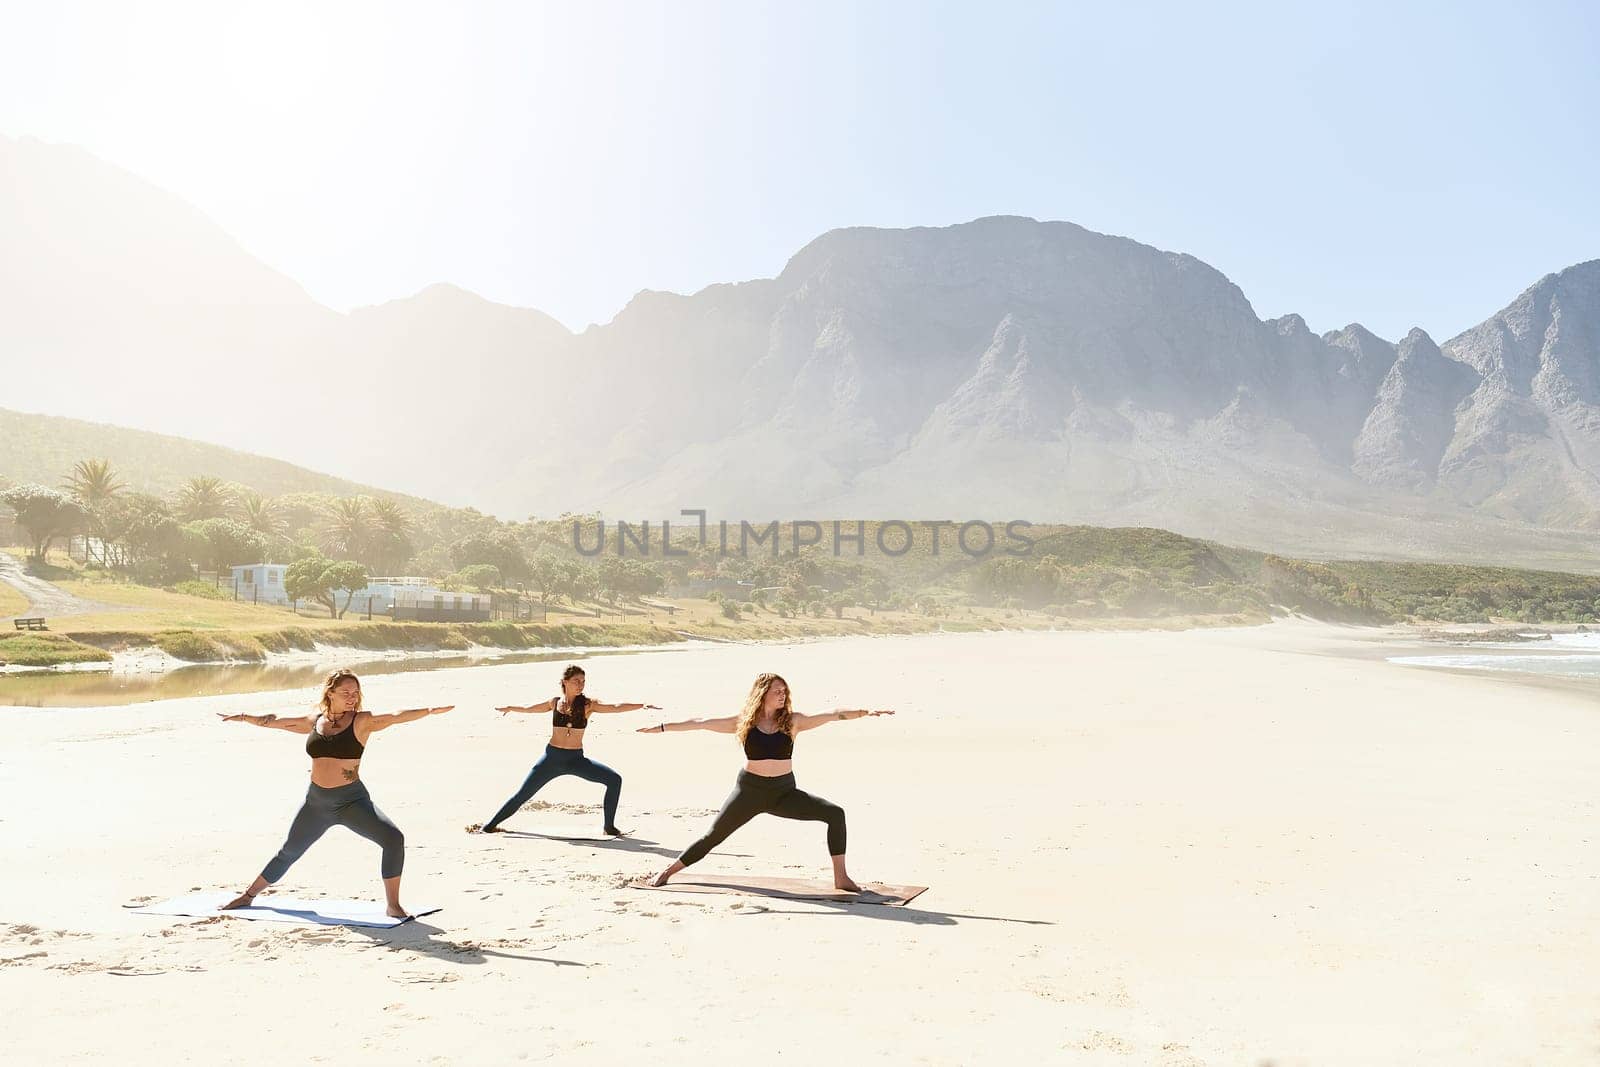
[
  {"xmin": 628, "ymin": 874, "xmax": 926, "ymax": 906},
  {"xmin": 130, "ymin": 891, "xmax": 440, "ymax": 928}
]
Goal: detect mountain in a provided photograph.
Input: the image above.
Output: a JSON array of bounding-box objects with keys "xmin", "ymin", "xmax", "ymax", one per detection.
[
  {"xmin": 0, "ymin": 134, "xmax": 569, "ymax": 510},
  {"xmin": 5, "ymin": 133, "xmax": 1600, "ymax": 570}
]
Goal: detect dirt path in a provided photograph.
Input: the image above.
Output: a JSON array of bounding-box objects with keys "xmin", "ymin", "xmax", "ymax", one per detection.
[{"xmin": 0, "ymin": 550, "xmax": 126, "ymax": 620}]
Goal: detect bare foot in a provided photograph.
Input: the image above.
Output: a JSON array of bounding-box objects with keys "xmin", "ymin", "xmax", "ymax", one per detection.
[
  {"xmin": 603, "ymin": 826, "xmax": 628, "ymax": 837},
  {"xmin": 835, "ymin": 878, "xmax": 862, "ymax": 893},
  {"xmin": 468, "ymin": 823, "xmax": 503, "ymax": 834},
  {"xmin": 385, "ymin": 904, "xmax": 410, "ymax": 919},
  {"xmin": 220, "ymin": 892, "xmax": 257, "ymax": 910}
]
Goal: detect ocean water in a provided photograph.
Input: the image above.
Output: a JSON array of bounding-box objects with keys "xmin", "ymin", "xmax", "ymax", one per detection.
[{"xmin": 1390, "ymin": 631, "xmax": 1600, "ymax": 678}]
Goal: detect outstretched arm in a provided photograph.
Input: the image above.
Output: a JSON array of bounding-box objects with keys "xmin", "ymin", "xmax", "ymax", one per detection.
[
  {"xmin": 494, "ymin": 698, "xmax": 556, "ymax": 717},
  {"xmin": 364, "ymin": 706, "xmax": 455, "ymax": 733},
  {"xmin": 793, "ymin": 708, "xmax": 896, "ymax": 733},
  {"xmin": 216, "ymin": 712, "xmax": 314, "ymax": 734},
  {"xmin": 636, "ymin": 714, "xmax": 737, "ymax": 734},
  {"xmin": 588, "ymin": 700, "xmax": 661, "ymax": 714}
]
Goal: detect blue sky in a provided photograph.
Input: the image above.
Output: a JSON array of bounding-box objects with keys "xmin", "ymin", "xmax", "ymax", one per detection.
[{"xmin": 2, "ymin": 0, "xmax": 1597, "ymax": 338}]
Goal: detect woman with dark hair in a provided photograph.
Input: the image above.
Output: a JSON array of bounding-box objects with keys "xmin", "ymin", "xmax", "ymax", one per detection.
[
  {"xmin": 478, "ymin": 664, "xmax": 660, "ymax": 836},
  {"xmin": 216, "ymin": 668, "xmax": 453, "ymax": 918},
  {"xmin": 641, "ymin": 672, "xmax": 894, "ymax": 891}
]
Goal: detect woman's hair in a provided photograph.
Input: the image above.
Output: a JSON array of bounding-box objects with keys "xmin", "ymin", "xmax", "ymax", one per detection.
[
  {"xmin": 735, "ymin": 673, "xmax": 793, "ymax": 744},
  {"xmin": 559, "ymin": 664, "xmax": 588, "ymax": 709},
  {"xmin": 318, "ymin": 668, "xmax": 362, "ymax": 717}
]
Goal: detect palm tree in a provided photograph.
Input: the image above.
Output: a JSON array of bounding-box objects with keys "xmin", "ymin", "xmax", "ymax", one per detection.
[
  {"xmin": 321, "ymin": 496, "xmax": 369, "ymax": 562},
  {"xmin": 175, "ymin": 476, "xmax": 233, "ymax": 522},
  {"xmin": 368, "ymin": 498, "xmax": 413, "ymax": 574},
  {"xmin": 63, "ymin": 458, "xmax": 125, "ymax": 508},
  {"xmin": 236, "ymin": 491, "xmax": 284, "ymax": 539},
  {"xmin": 61, "ymin": 459, "xmax": 126, "ymax": 565}
]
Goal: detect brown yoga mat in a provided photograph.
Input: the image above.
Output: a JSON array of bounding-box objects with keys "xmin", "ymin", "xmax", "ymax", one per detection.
[{"xmin": 628, "ymin": 873, "xmax": 926, "ymax": 906}]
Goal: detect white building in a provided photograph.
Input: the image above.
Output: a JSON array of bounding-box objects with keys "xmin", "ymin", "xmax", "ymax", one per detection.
[
  {"xmin": 226, "ymin": 567, "xmax": 490, "ymax": 620},
  {"xmin": 230, "ymin": 563, "xmax": 291, "ymax": 605}
]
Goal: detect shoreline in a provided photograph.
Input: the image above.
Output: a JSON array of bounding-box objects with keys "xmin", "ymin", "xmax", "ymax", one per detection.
[{"xmin": 0, "ymin": 609, "xmax": 1265, "ymax": 679}]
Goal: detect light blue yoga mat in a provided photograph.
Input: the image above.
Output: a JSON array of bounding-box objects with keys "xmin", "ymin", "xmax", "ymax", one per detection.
[{"xmin": 131, "ymin": 891, "xmax": 440, "ymax": 928}]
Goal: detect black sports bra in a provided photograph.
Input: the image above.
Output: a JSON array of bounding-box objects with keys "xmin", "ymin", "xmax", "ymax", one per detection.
[
  {"xmin": 743, "ymin": 723, "xmax": 794, "ymax": 760},
  {"xmin": 552, "ymin": 694, "xmax": 591, "ymax": 729},
  {"xmin": 305, "ymin": 715, "xmax": 365, "ymax": 759}
]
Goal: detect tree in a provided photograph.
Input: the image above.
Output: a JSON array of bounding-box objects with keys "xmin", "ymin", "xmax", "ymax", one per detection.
[
  {"xmin": 185, "ymin": 518, "xmax": 267, "ymax": 575},
  {"xmin": 1, "ymin": 485, "xmax": 85, "ymax": 560},
  {"xmin": 526, "ymin": 548, "xmax": 567, "ymax": 606},
  {"xmin": 565, "ymin": 559, "xmax": 599, "ymax": 603},
  {"xmin": 63, "ymin": 458, "xmax": 126, "ymax": 507},
  {"xmin": 62, "ymin": 459, "xmax": 128, "ymax": 566},
  {"xmin": 175, "ymin": 476, "xmax": 234, "ymax": 522},
  {"xmin": 860, "ymin": 575, "xmax": 891, "ymax": 615},
  {"xmin": 368, "ymin": 499, "xmax": 414, "ymax": 574},
  {"xmin": 285, "ymin": 557, "xmax": 335, "ymax": 617},
  {"xmin": 450, "ymin": 531, "xmax": 527, "ymax": 581},
  {"xmin": 236, "ymin": 492, "xmax": 285, "ymax": 539},
  {"xmin": 321, "ymin": 497, "xmax": 369, "ymax": 562},
  {"xmin": 284, "ymin": 557, "xmax": 369, "ymax": 618},
  {"xmin": 455, "ymin": 564, "xmax": 502, "ymax": 592},
  {"xmin": 325, "ymin": 560, "xmax": 370, "ymax": 618},
  {"xmin": 117, "ymin": 494, "xmax": 193, "ymax": 582}
]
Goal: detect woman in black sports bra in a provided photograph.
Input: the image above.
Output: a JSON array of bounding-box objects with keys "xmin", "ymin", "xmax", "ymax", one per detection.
[
  {"xmin": 641, "ymin": 672, "xmax": 893, "ymax": 891},
  {"xmin": 216, "ymin": 668, "xmax": 453, "ymax": 918},
  {"xmin": 476, "ymin": 664, "xmax": 660, "ymax": 836}
]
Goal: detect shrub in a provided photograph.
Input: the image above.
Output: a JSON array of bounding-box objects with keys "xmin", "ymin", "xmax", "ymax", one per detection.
[{"xmin": 170, "ymin": 580, "xmax": 230, "ymax": 601}]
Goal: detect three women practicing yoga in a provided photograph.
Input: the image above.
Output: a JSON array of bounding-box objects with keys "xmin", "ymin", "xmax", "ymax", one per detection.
[{"xmin": 217, "ymin": 665, "xmax": 892, "ymax": 912}]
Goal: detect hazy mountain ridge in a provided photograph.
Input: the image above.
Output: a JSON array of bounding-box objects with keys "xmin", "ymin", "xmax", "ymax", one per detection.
[{"xmin": 5, "ymin": 134, "xmax": 1600, "ymax": 568}]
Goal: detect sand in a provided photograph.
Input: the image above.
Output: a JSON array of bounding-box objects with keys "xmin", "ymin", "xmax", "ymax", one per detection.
[{"xmin": 2, "ymin": 619, "xmax": 1595, "ymax": 1064}]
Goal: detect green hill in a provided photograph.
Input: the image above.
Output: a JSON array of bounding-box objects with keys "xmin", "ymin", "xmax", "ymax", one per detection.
[{"xmin": 0, "ymin": 407, "xmax": 424, "ymax": 503}]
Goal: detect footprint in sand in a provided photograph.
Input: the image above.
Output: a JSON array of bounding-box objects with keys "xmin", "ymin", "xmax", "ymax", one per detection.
[
  {"xmin": 296, "ymin": 930, "xmax": 343, "ymax": 944},
  {"xmin": 1074, "ymin": 1031, "xmax": 1136, "ymax": 1055}
]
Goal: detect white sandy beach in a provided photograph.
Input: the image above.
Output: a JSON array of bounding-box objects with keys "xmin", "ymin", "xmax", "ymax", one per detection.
[{"xmin": 2, "ymin": 619, "xmax": 1596, "ymax": 1065}]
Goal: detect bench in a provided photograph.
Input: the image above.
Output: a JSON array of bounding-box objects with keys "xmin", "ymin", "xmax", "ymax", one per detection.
[{"xmin": 13, "ymin": 617, "xmax": 46, "ymax": 631}]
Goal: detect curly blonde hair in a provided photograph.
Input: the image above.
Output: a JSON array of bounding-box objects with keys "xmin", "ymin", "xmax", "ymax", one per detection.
[
  {"xmin": 735, "ymin": 672, "xmax": 793, "ymax": 745},
  {"xmin": 317, "ymin": 668, "xmax": 363, "ymax": 717}
]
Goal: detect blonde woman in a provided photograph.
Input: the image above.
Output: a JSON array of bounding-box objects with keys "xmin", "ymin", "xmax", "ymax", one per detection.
[
  {"xmin": 216, "ymin": 668, "xmax": 453, "ymax": 918},
  {"xmin": 641, "ymin": 673, "xmax": 893, "ymax": 891}
]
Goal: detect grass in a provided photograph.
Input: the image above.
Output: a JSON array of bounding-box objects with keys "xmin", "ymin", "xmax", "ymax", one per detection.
[
  {"xmin": 67, "ymin": 620, "xmax": 686, "ymax": 664},
  {"xmin": 0, "ymin": 581, "xmax": 28, "ymax": 618},
  {"xmin": 0, "ymin": 632, "xmax": 112, "ymax": 667},
  {"xmin": 51, "ymin": 576, "xmax": 377, "ymax": 633}
]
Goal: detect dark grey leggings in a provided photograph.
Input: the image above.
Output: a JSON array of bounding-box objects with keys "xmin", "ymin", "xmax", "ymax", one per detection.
[
  {"xmin": 678, "ymin": 770, "xmax": 846, "ymax": 866},
  {"xmin": 484, "ymin": 745, "xmax": 623, "ymax": 831},
  {"xmin": 260, "ymin": 780, "xmax": 405, "ymax": 882}
]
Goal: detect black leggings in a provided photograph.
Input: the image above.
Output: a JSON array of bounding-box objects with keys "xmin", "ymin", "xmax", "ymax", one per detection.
[
  {"xmin": 260, "ymin": 780, "xmax": 404, "ymax": 882},
  {"xmin": 484, "ymin": 745, "xmax": 623, "ymax": 831},
  {"xmin": 678, "ymin": 770, "xmax": 846, "ymax": 866}
]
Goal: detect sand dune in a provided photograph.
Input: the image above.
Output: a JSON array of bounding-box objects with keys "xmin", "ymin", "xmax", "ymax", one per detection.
[{"xmin": 2, "ymin": 621, "xmax": 1595, "ymax": 1064}]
